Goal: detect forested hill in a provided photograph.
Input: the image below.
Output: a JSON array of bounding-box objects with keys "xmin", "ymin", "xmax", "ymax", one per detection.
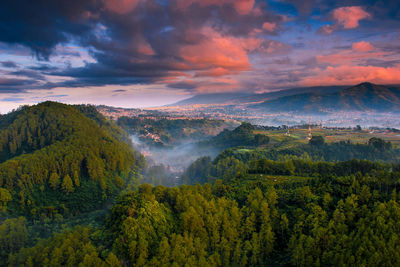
[{"xmin": 0, "ymin": 101, "xmax": 144, "ymax": 218}]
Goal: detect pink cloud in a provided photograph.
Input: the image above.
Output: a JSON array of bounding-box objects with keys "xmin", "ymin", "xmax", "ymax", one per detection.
[
  {"xmin": 352, "ymin": 41, "xmax": 374, "ymax": 52},
  {"xmin": 319, "ymin": 6, "xmax": 371, "ymax": 34},
  {"xmin": 234, "ymin": 0, "xmax": 255, "ymax": 15},
  {"xmin": 319, "ymin": 24, "xmax": 336, "ymax": 35},
  {"xmin": 316, "ymin": 42, "xmax": 386, "ymax": 66},
  {"xmin": 316, "ymin": 51, "xmax": 385, "ymax": 65},
  {"xmin": 302, "ymin": 65, "xmax": 400, "ymax": 86},
  {"xmin": 332, "ymin": 6, "xmax": 371, "ymax": 29},
  {"xmin": 174, "ymin": 0, "xmax": 255, "ymax": 15},
  {"xmin": 104, "ymin": 0, "xmax": 139, "ymax": 14},
  {"xmin": 262, "ymin": 22, "xmax": 276, "ymax": 32},
  {"xmin": 136, "ymin": 38, "xmax": 156, "ymax": 56}
]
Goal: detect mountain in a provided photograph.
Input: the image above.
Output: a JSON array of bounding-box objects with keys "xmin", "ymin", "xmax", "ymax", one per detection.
[
  {"xmin": 235, "ymin": 85, "xmax": 348, "ymax": 104},
  {"xmin": 170, "ymin": 86, "xmax": 348, "ymax": 106},
  {"xmin": 252, "ymin": 83, "xmax": 400, "ymax": 113},
  {"xmin": 0, "ymin": 101, "xmax": 144, "ymax": 217}
]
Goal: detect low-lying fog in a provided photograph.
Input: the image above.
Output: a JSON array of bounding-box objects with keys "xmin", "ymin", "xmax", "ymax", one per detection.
[{"xmin": 130, "ymin": 135, "xmax": 218, "ymax": 185}]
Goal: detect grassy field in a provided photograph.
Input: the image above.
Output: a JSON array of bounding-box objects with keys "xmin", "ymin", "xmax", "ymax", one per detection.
[{"xmin": 254, "ymin": 128, "xmax": 400, "ymax": 148}]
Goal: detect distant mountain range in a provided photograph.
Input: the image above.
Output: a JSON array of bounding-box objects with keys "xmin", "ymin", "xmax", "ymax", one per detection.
[
  {"xmin": 171, "ymin": 83, "xmax": 400, "ymax": 114},
  {"xmin": 253, "ymin": 82, "xmax": 400, "ymax": 113}
]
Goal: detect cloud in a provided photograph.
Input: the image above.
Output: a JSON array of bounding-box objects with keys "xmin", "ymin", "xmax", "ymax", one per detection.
[
  {"xmin": 0, "ymin": 0, "xmax": 290, "ymax": 94},
  {"xmin": 1, "ymin": 0, "xmax": 399, "ymax": 99},
  {"xmin": 179, "ymin": 28, "xmax": 250, "ymax": 72},
  {"xmin": 0, "ymin": 78, "xmax": 35, "ymax": 93},
  {"xmin": 0, "ymin": 61, "xmax": 17, "ymax": 68},
  {"xmin": 0, "ymin": 0, "xmax": 99, "ymax": 59},
  {"xmin": 319, "ymin": 6, "xmax": 371, "ymax": 34},
  {"xmin": 333, "ymin": 6, "xmax": 371, "ymax": 29},
  {"xmin": 316, "ymin": 43, "xmax": 389, "ymax": 66},
  {"xmin": 262, "ymin": 22, "xmax": 276, "ymax": 32},
  {"xmin": 195, "ymin": 68, "xmax": 232, "ymax": 77},
  {"xmin": 104, "ymin": 0, "xmax": 140, "ymax": 14},
  {"xmin": 174, "ymin": 0, "xmax": 255, "ymax": 15},
  {"xmin": 352, "ymin": 41, "xmax": 374, "ymax": 52},
  {"xmin": 1, "ymin": 97, "xmax": 24, "ymax": 102},
  {"xmin": 301, "ymin": 65, "xmax": 400, "ymax": 86}
]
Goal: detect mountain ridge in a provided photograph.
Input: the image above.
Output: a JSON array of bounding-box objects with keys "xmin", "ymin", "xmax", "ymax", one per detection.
[{"xmin": 252, "ymin": 82, "xmax": 400, "ymax": 113}]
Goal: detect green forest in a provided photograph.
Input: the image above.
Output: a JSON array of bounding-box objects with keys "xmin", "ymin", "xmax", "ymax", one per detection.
[{"xmin": 1, "ymin": 103, "xmax": 400, "ymax": 266}]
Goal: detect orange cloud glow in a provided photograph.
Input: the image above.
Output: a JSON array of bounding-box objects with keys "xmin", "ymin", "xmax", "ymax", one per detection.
[
  {"xmin": 179, "ymin": 28, "xmax": 251, "ymax": 71},
  {"xmin": 195, "ymin": 67, "xmax": 232, "ymax": 77}
]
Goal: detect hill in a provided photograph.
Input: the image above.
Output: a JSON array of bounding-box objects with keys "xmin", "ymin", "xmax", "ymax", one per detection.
[
  {"xmin": 0, "ymin": 101, "xmax": 144, "ymax": 218},
  {"xmin": 253, "ymin": 82, "xmax": 400, "ymax": 113}
]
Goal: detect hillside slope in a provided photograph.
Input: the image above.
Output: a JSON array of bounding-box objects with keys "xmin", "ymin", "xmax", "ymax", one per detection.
[
  {"xmin": 170, "ymin": 86, "xmax": 348, "ymax": 106},
  {"xmin": 0, "ymin": 101, "xmax": 144, "ymax": 217}
]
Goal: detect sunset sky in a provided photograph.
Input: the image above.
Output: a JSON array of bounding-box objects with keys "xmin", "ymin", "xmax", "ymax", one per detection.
[{"xmin": 0, "ymin": 0, "xmax": 399, "ymax": 112}]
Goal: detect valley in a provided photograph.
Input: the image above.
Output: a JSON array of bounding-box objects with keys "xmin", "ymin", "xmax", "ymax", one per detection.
[{"xmin": 0, "ymin": 101, "xmax": 400, "ymax": 266}]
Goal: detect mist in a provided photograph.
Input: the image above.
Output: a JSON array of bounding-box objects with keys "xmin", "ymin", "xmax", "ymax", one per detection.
[{"xmin": 130, "ymin": 134, "xmax": 219, "ymax": 186}]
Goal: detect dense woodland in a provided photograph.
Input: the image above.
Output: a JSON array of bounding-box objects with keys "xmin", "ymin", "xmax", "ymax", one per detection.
[
  {"xmin": 182, "ymin": 135, "xmax": 399, "ymax": 185},
  {"xmin": 1, "ymin": 104, "xmax": 400, "ymax": 266},
  {"xmin": 206, "ymin": 122, "xmax": 270, "ymax": 150},
  {"xmin": 7, "ymin": 161, "xmax": 400, "ymax": 266},
  {"xmin": 0, "ymin": 102, "xmax": 144, "ymax": 219}
]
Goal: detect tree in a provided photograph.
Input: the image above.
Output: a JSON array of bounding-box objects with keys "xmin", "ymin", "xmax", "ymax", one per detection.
[
  {"xmin": 369, "ymin": 137, "xmax": 391, "ymax": 151},
  {"xmin": 49, "ymin": 172, "xmax": 60, "ymax": 190},
  {"xmin": 73, "ymin": 170, "xmax": 80, "ymax": 187},
  {"xmin": 254, "ymin": 134, "xmax": 269, "ymax": 146},
  {"xmin": 62, "ymin": 174, "xmax": 74, "ymax": 194},
  {"xmin": 0, "ymin": 188, "xmax": 11, "ymax": 212},
  {"xmin": 309, "ymin": 135, "xmax": 325, "ymax": 146}
]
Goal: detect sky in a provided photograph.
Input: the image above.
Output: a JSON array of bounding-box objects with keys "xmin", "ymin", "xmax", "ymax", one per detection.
[{"xmin": 0, "ymin": 0, "xmax": 399, "ymax": 112}]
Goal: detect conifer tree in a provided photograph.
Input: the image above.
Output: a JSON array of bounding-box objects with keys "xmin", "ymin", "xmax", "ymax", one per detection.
[
  {"xmin": 49, "ymin": 172, "xmax": 60, "ymax": 190},
  {"xmin": 62, "ymin": 174, "xmax": 74, "ymax": 194}
]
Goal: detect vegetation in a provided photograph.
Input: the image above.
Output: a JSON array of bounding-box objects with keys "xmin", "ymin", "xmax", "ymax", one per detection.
[
  {"xmin": 2, "ymin": 103, "xmax": 400, "ymax": 266},
  {"xmin": 10, "ymin": 159, "xmax": 400, "ymax": 266},
  {"xmin": 208, "ymin": 122, "xmax": 270, "ymax": 149},
  {"xmin": 0, "ymin": 102, "xmax": 144, "ymax": 218}
]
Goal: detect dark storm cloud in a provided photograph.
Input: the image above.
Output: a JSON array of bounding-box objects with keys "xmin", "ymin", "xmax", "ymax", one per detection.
[
  {"xmin": 0, "ymin": 0, "xmax": 99, "ymax": 59},
  {"xmin": 9, "ymin": 70, "xmax": 46, "ymax": 80},
  {"xmin": 0, "ymin": 78, "xmax": 36, "ymax": 93}
]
